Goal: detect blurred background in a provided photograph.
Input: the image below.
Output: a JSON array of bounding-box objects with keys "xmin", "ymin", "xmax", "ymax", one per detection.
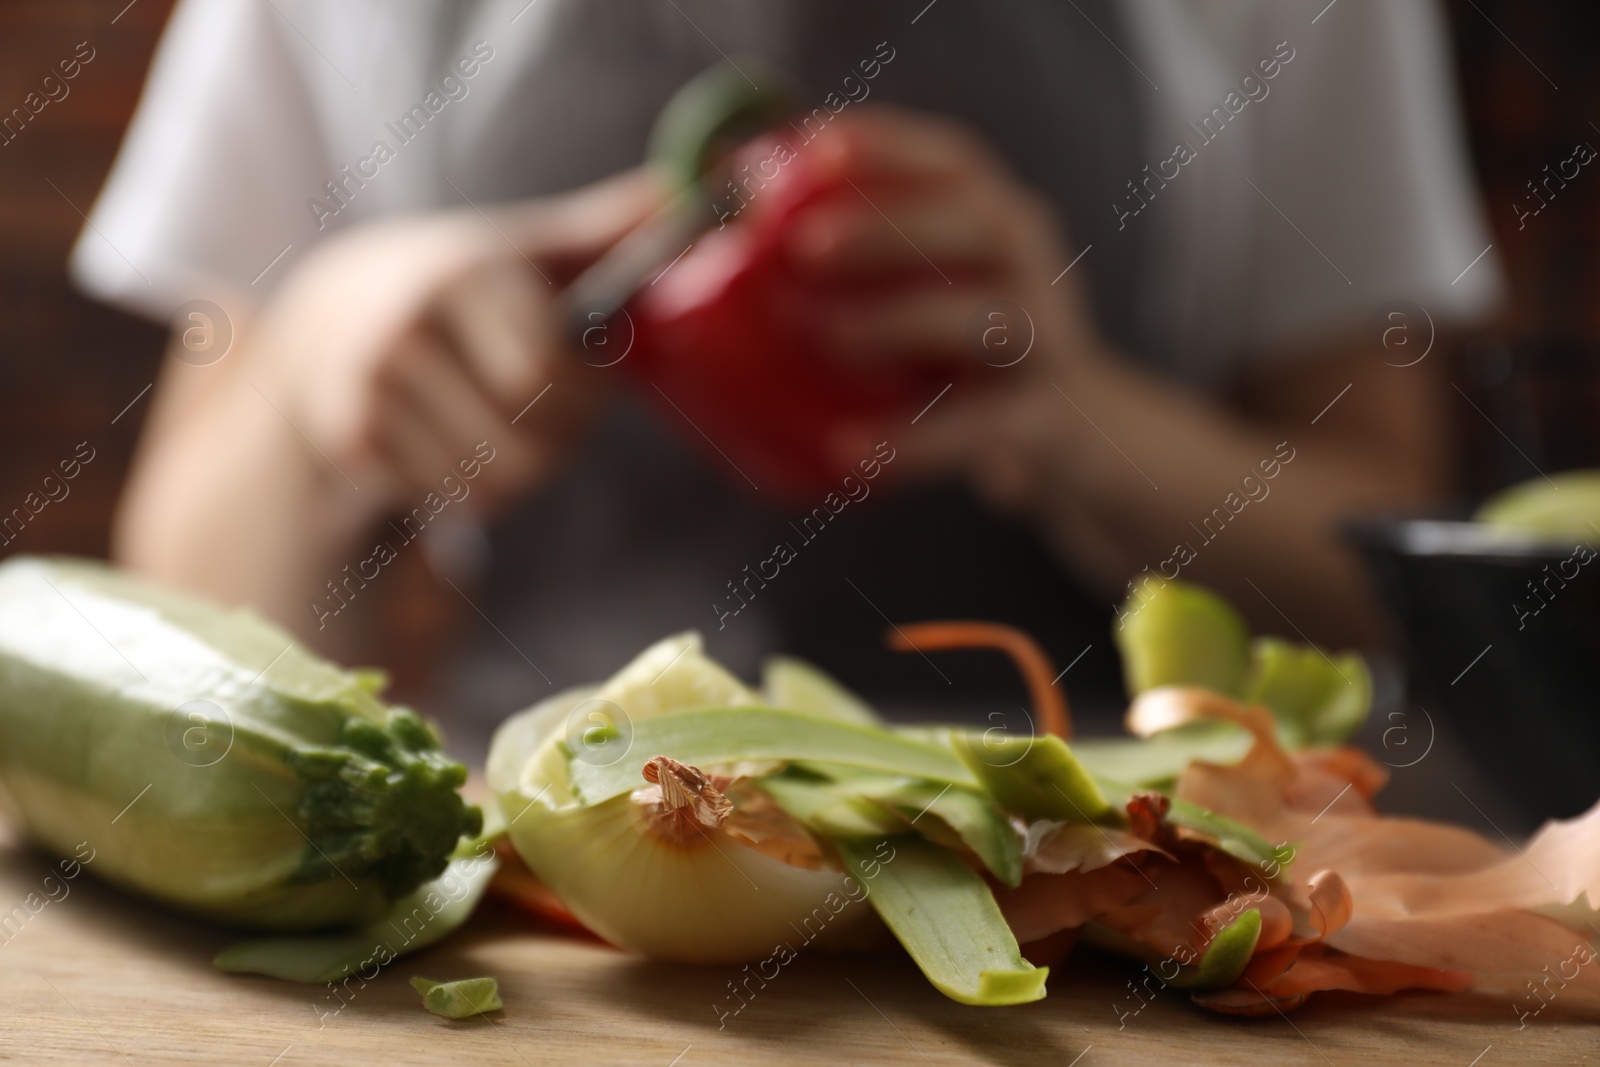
[
  {"xmin": 10, "ymin": 0, "xmax": 1597, "ymax": 554},
  {"xmin": 11, "ymin": 1, "xmax": 1600, "ymax": 549},
  {"xmin": 0, "ymin": 0, "xmax": 452, "ymax": 700},
  {"xmin": 0, "ymin": 1, "xmax": 171, "ymax": 564},
  {"xmin": 2, "ymin": 1, "xmax": 1597, "ymax": 829}
]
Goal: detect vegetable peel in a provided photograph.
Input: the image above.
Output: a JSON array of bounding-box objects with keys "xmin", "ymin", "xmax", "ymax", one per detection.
[
  {"xmin": 214, "ymin": 845, "xmax": 499, "ymax": 982},
  {"xmin": 481, "ymin": 592, "xmax": 1600, "ymax": 1020},
  {"xmin": 565, "ymin": 707, "xmax": 977, "ymax": 805},
  {"xmin": 410, "ymin": 976, "xmax": 503, "ymax": 1019},
  {"xmin": 837, "ymin": 837, "xmax": 1046, "ymax": 1006}
]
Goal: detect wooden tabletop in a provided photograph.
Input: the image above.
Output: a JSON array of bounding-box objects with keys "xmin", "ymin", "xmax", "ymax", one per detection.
[{"xmin": 2, "ymin": 823, "xmax": 1594, "ymax": 1067}]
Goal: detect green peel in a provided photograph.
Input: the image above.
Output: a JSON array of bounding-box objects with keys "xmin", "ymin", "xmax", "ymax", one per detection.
[
  {"xmin": 837, "ymin": 837, "xmax": 1046, "ymax": 1006},
  {"xmin": 1071, "ymin": 726, "xmax": 1252, "ymax": 790},
  {"xmin": 757, "ymin": 772, "xmax": 907, "ymax": 839},
  {"xmin": 213, "ymin": 846, "xmax": 499, "ymax": 983},
  {"xmin": 867, "ymin": 778, "xmax": 1023, "ymax": 888},
  {"xmin": 1242, "ymin": 638, "xmax": 1370, "ymax": 748},
  {"xmin": 762, "ymin": 656, "xmax": 881, "ymax": 726},
  {"xmin": 1173, "ymin": 908, "xmax": 1263, "ymax": 990},
  {"xmin": 1116, "ymin": 581, "xmax": 1251, "ymax": 697},
  {"xmin": 411, "ymin": 976, "xmax": 503, "ymax": 1019},
  {"xmin": 565, "ymin": 707, "xmax": 976, "ymax": 804},
  {"xmin": 763, "ymin": 768, "xmax": 1023, "ymax": 887},
  {"xmin": 1113, "ymin": 578, "xmax": 1372, "ymax": 749},
  {"xmin": 954, "ymin": 733, "xmax": 1115, "ymax": 824},
  {"xmin": 1093, "ymin": 776, "xmax": 1284, "ymax": 874}
]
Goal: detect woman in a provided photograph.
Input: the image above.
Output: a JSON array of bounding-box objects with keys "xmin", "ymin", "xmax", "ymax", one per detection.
[{"xmin": 74, "ymin": 0, "xmax": 1498, "ymax": 752}]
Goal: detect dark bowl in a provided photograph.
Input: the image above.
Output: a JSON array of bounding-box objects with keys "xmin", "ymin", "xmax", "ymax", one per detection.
[{"xmin": 1349, "ymin": 518, "xmax": 1600, "ymax": 824}]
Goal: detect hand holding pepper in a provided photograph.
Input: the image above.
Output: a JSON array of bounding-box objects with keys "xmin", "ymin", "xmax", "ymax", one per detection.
[
  {"xmin": 790, "ymin": 107, "xmax": 1098, "ymax": 383},
  {"xmin": 625, "ymin": 105, "xmax": 1105, "ymax": 499},
  {"xmin": 744, "ymin": 106, "xmax": 1126, "ymax": 528},
  {"xmin": 113, "ymin": 169, "xmax": 666, "ymax": 631}
]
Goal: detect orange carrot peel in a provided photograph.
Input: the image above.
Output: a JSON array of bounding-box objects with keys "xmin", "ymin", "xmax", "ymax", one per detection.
[{"xmin": 887, "ymin": 621, "xmax": 1072, "ymax": 741}]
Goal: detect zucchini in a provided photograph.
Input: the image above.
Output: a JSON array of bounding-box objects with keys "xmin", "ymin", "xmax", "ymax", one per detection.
[{"xmin": 0, "ymin": 556, "xmax": 480, "ymax": 931}]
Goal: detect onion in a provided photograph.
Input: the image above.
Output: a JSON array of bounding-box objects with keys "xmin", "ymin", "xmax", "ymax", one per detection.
[{"xmin": 486, "ymin": 634, "xmax": 878, "ymax": 963}]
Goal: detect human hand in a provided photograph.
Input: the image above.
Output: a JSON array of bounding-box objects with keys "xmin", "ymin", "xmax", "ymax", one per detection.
[
  {"xmin": 779, "ymin": 107, "xmax": 1113, "ymax": 510},
  {"xmin": 245, "ymin": 168, "xmax": 665, "ymax": 519}
]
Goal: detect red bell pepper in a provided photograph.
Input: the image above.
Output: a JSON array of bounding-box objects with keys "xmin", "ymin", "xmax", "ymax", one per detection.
[{"xmin": 623, "ymin": 133, "xmax": 952, "ymax": 499}]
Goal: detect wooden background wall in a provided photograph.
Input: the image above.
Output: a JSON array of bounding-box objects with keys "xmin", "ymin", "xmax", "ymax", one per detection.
[{"xmin": 0, "ymin": 0, "xmax": 175, "ymax": 561}]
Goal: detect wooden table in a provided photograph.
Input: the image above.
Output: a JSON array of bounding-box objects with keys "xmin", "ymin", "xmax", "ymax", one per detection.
[{"xmin": 2, "ymin": 824, "xmax": 1593, "ymax": 1067}]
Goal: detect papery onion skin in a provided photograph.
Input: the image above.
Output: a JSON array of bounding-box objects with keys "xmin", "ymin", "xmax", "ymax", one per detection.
[{"xmin": 501, "ymin": 790, "xmax": 877, "ymax": 964}]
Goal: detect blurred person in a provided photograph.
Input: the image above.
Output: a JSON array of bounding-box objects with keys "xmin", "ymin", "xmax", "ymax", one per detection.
[{"xmin": 72, "ymin": 0, "xmax": 1499, "ymax": 748}]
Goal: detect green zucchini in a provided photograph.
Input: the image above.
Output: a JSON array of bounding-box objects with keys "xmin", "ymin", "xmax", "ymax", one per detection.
[{"xmin": 0, "ymin": 556, "xmax": 480, "ymax": 931}]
